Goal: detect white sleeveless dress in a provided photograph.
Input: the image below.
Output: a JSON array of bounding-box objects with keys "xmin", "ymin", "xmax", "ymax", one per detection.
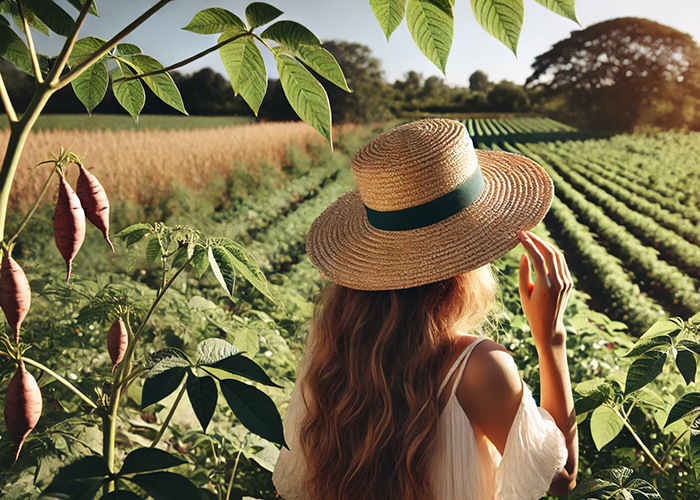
[{"xmin": 272, "ymin": 337, "xmax": 567, "ymax": 500}]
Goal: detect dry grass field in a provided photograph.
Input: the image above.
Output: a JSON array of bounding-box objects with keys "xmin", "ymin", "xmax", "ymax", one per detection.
[{"xmin": 2, "ymin": 121, "xmax": 329, "ymax": 209}]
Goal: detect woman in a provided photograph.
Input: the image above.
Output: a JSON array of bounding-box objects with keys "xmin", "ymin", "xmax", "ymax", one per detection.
[{"xmin": 272, "ymin": 118, "xmax": 578, "ymax": 500}]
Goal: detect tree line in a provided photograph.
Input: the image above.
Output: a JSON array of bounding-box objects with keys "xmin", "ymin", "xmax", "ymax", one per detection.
[{"xmin": 2, "ymin": 17, "xmax": 699, "ymax": 133}]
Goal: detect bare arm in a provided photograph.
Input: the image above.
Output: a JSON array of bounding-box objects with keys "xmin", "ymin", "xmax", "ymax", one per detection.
[{"xmin": 519, "ymin": 231, "xmax": 578, "ymax": 495}]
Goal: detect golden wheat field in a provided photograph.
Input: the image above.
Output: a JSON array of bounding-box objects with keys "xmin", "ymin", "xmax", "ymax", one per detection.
[{"xmin": 2, "ymin": 121, "xmax": 329, "ymax": 209}]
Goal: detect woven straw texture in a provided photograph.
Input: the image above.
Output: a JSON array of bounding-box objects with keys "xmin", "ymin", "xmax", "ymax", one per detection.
[{"xmin": 306, "ymin": 118, "xmax": 554, "ymax": 291}]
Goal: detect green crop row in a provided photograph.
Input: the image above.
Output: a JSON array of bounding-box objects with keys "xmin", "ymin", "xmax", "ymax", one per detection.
[
  {"xmin": 528, "ymin": 144, "xmax": 700, "ymax": 245},
  {"xmin": 557, "ymin": 133, "xmax": 700, "ymax": 207},
  {"xmin": 511, "ymin": 143, "xmax": 700, "ymax": 319},
  {"xmin": 245, "ymin": 167, "xmax": 355, "ymax": 272},
  {"xmin": 544, "ymin": 142, "xmax": 700, "ymax": 226},
  {"xmin": 520, "ymin": 143, "xmax": 700, "ymax": 281}
]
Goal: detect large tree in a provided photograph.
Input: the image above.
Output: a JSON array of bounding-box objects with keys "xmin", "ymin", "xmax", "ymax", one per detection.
[{"xmin": 527, "ymin": 17, "xmax": 700, "ymax": 131}]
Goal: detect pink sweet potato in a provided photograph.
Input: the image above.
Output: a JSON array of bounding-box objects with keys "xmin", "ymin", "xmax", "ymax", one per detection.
[
  {"xmin": 108, "ymin": 317, "xmax": 128, "ymax": 374},
  {"xmin": 76, "ymin": 165, "xmax": 113, "ymax": 253},
  {"xmin": 4, "ymin": 360, "xmax": 42, "ymax": 465},
  {"xmin": 53, "ymin": 174, "xmax": 85, "ymax": 284},
  {"xmin": 0, "ymin": 255, "xmax": 31, "ymax": 343}
]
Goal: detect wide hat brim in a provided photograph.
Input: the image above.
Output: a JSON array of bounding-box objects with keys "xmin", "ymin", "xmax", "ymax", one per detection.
[{"xmin": 305, "ymin": 149, "xmax": 554, "ymax": 291}]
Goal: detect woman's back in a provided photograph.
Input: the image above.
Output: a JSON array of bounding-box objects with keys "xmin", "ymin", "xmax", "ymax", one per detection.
[{"xmin": 432, "ymin": 336, "xmax": 567, "ymax": 500}]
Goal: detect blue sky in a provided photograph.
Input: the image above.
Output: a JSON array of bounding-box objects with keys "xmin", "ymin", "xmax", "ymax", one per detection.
[{"xmin": 30, "ymin": 0, "xmax": 700, "ymax": 86}]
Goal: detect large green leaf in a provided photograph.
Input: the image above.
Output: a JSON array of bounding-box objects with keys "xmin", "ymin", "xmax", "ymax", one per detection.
[
  {"xmin": 13, "ymin": 8, "xmax": 50, "ymax": 36},
  {"xmin": 665, "ymin": 392, "xmax": 700, "ymax": 427},
  {"xmin": 111, "ymin": 62, "xmax": 145, "ymax": 121},
  {"xmin": 370, "ymin": 0, "xmax": 407, "ymax": 40},
  {"xmin": 146, "ymin": 236, "xmax": 162, "ymax": 264},
  {"xmin": 678, "ymin": 339, "xmax": 700, "ymax": 356},
  {"xmin": 531, "ymin": 0, "xmax": 577, "ymax": 22},
  {"xmin": 259, "ymin": 20, "xmax": 349, "ymax": 92},
  {"xmin": 218, "ymin": 238, "xmax": 279, "ymax": 304},
  {"xmin": 67, "ymin": 36, "xmax": 106, "ymax": 65},
  {"xmin": 0, "ymin": 21, "xmax": 32, "ymax": 73},
  {"xmin": 406, "ymin": 0, "xmax": 453, "ymax": 74},
  {"xmin": 65, "ymin": 0, "xmax": 99, "ymax": 16},
  {"xmin": 296, "ymin": 45, "xmax": 350, "ymax": 92},
  {"xmin": 186, "ymin": 374, "xmax": 218, "ymax": 432},
  {"xmin": 218, "ymin": 31, "xmax": 266, "ymax": 115},
  {"xmin": 114, "ymin": 43, "xmax": 142, "ymax": 56},
  {"xmin": 640, "ymin": 318, "xmax": 683, "ymax": 339},
  {"xmin": 119, "ymin": 54, "xmax": 187, "ymax": 115},
  {"xmin": 115, "ymin": 223, "xmax": 153, "ymax": 247},
  {"xmin": 211, "ymin": 353, "xmax": 280, "ymax": 388},
  {"xmin": 623, "ymin": 335, "xmax": 672, "ymax": 358},
  {"xmin": 141, "ymin": 359, "xmax": 190, "ymax": 409},
  {"xmin": 624, "ymin": 350, "xmax": 667, "ymax": 394},
  {"xmin": 195, "ymin": 338, "xmax": 239, "ymax": 366},
  {"xmin": 42, "ymin": 480, "xmax": 104, "ymax": 500},
  {"xmin": 676, "ymin": 349, "xmax": 696, "ymax": 385},
  {"xmin": 70, "ymin": 61, "xmax": 108, "ymax": 114},
  {"xmin": 42, "ymin": 456, "xmax": 109, "ymax": 500},
  {"xmin": 220, "ymin": 378, "xmax": 286, "ymax": 447},
  {"xmin": 261, "ymin": 20, "xmax": 321, "ymax": 47},
  {"xmin": 470, "ymin": 0, "xmax": 524, "ymax": 55},
  {"xmin": 590, "ymin": 405, "xmax": 623, "ymax": 451},
  {"xmin": 208, "ymin": 245, "xmax": 237, "ymax": 298},
  {"xmin": 245, "ymin": 2, "xmax": 283, "ymax": 29},
  {"xmin": 23, "ymin": 0, "xmax": 74, "ymax": 36},
  {"xmin": 183, "ymin": 7, "xmax": 245, "ymax": 34},
  {"xmin": 48, "ymin": 456, "xmax": 110, "ymax": 484},
  {"xmin": 125, "ymin": 471, "xmax": 202, "ymax": 500},
  {"xmin": 191, "ymin": 244, "xmax": 209, "ymax": 277},
  {"xmin": 119, "ymin": 449, "xmax": 187, "ymax": 476},
  {"xmin": 691, "ymin": 417, "xmax": 700, "ymax": 480},
  {"xmin": 275, "ymin": 50, "xmax": 332, "ymax": 147}
]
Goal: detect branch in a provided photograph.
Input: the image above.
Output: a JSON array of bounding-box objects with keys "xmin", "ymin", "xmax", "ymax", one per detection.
[
  {"xmin": 18, "ymin": 1, "xmax": 43, "ymax": 84},
  {"xmin": 0, "ymin": 73, "xmax": 18, "ymax": 122},
  {"xmin": 7, "ymin": 167, "xmax": 55, "ymax": 247},
  {"xmin": 149, "ymin": 381, "xmax": 186, "ymax": 448},
  {"xmin": 46, "ymin": 0, "xmax": 95, "ymax": 86},
  {"xmin": 613, "ymin": 406, "xmax": 668, "ymax": 475},
  {"xmin": 114, "ymin": 31, "xmax": 250, "ymax": 83},
  {"xmin": 57, "ymin": 0, "xmax": 176, "ymax": 90},
  {"xmin": 22, "ymin": 356, "xmax": 98, "ymax": 409}
]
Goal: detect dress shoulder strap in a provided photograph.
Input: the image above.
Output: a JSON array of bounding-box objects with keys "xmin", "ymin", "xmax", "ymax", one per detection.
[{"xmin": 437, "ymin": 337, "xmax": 487, "ymax": 398}]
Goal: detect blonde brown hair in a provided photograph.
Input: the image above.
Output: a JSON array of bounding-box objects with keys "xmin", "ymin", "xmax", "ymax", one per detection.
[{"xmin": 299, "ymin": 265, "xmax": 499, "ymax": 500}]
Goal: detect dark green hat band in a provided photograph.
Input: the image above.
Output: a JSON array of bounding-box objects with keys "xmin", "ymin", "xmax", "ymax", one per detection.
[{"xmin": 364, "ymin": 166, "xmax": 485, "ymax": 232}]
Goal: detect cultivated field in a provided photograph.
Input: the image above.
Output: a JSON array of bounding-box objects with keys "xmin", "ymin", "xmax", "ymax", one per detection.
[{"xmin": 1, "ymin": 120, "xmax": 327, "ymax": 209}]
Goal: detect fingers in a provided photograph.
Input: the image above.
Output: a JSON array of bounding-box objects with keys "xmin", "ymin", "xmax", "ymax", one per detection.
[
  {"xmin": 523, "ymin": 231, "xmax": 573, "ymax": 295},
  {"xmin": 519, "ymin": 253, "xmax": 533, "ymax": 299},
  {"xmin": 519, "ymin": 231, "xmax": 549, "ymax": 286}
]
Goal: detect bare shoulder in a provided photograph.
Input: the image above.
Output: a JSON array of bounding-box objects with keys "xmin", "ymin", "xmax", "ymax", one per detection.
[{"xmin": 456, "ymin": 338, "xmax": 524, "ymax": 453}]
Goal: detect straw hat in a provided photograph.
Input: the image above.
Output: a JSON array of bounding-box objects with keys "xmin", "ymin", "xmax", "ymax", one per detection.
[{"xmin": 305, "ymin": 118, "xmax": 553, "ymax": 291}]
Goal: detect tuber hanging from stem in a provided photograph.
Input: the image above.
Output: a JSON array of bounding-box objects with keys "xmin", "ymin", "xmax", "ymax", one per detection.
[
  {"xmin": 53, "ymin": 173, "xmax": 85, "ymax": 284},
  {"xmin": 0, "ymin": 254, "xmax": 30, "ymax": 343}
]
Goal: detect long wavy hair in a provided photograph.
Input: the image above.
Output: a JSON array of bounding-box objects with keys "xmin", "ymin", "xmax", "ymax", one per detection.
[{"xmin": 298, "ymin": 265, "xmax": 499, "ymax": 500}]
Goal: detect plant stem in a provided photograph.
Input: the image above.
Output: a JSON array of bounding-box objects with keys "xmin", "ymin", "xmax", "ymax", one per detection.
[
  {"xmin": 149, "ymin": 382, "xmax": 186, "ymax": 448},
  {"xmin": 7, "ymin": 167, "xmax": 55, "ymax": 247},
  {"xmin": 0, "ymin": 73, "xmax": 17, "ymax": 122},
  {"xmin": 132, "ymin": 256, "xmax": 194, "ymax": 345},
  {"xmin": 46, "ymin": 0, "xmax": 95, "ymax": 86},
  {"xmin": 225, "ymin": 446, "xmax": 244, "ymax": 500},
  {"xmin": 21, "ymin": 356, "xmax": 97, "ymax": 409},
  {"xmin": 58, "ymin": 0, "xmax": 176, "ymax": 89},
  {"xmin": 659, "ymin": 428, "xmax": 689, "ymax": 467},
  {"xmin": 613, "ymin": 407, "xmax": 668, "ymax": 475},
  {"xmin": 115, "ymin": 31, "xmax": 250, "ymax": 83},
  {"xmin": 0, "ymin": 89, "xmax": 52, "ymax": 242},
  {"xmin": 18, "ymin": 1, "xmax": 43, "ymax": 84}
]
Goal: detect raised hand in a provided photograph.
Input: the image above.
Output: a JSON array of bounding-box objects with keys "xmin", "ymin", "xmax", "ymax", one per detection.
[{"xmin": 518, "ymin": 230, "xmax": 574, "ymax": 347}]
